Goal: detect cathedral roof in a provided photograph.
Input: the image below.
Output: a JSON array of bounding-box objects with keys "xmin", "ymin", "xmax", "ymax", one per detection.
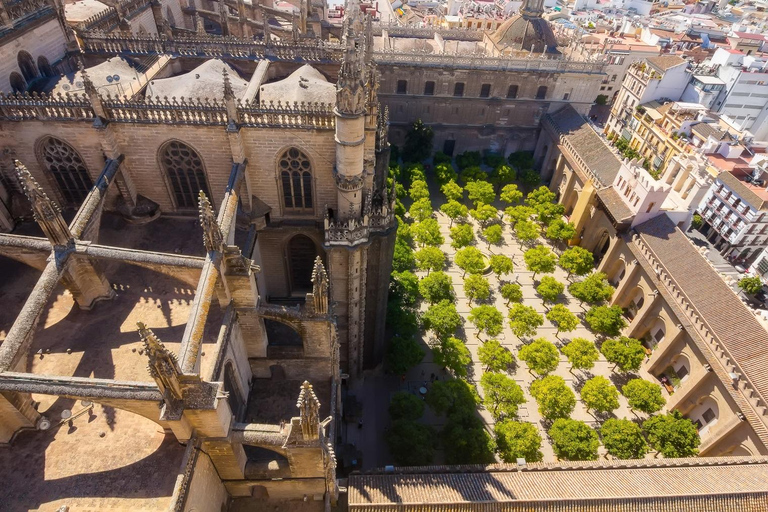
[
  {"xmin": 145, "ymin": 59, "xmax": 248, "ymax": 101},
  {"xmin": 259, "ymin": 65, "xmax": 335, "ymax": 105},
  {"xmin": 488, "ymin": 13, "xmax": 558, "ymax": 54},
  {"xmin": 52, "ymin": 57, "xmax": 143, "ymax": 98}
]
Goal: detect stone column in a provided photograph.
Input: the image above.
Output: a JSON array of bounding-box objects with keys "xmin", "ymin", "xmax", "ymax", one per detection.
[
  {"xmin": 610, "ymin": 260, "xmax": 640, "ymax": 307},
  {"xmin": 626, "ymin": 291, "xmax": 662, "ymax": 338}
]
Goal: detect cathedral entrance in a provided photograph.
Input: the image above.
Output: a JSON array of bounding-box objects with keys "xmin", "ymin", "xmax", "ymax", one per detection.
[
  {"xmin": 287, "ymin": 235, "xmax": 318, "ymax": 294},
  {"xmin": 37, "ymin": 137, "xmax": 93, "ymax": 207},
  {"xmin": 159, "ymin": 141, "xmax": 210, "ymax": 209}
]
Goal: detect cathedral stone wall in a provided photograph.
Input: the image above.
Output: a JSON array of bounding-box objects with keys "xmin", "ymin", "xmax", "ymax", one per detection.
[
  {"xmin": 0, "ymin": 18, "xmax": 68, "ymax": 93},
  {"xmin": 183, "ymin": 447, "xmax": 230, "ymax": 512},
  {"xmin": 129, "ymin": 7, "xmax": 160, "ymax": 36}
]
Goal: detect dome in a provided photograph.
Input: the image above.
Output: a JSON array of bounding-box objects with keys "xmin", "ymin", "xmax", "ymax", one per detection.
[{"xmin": 488, "ymin": 14, "xmax": 558, "ymax": 54}]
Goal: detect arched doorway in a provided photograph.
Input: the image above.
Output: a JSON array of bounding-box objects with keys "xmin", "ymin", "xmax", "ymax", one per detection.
[
  {"xmin": 37, "ymin": 56, "xmax": 53, "ymax": 77},
  {"xmin": 37, "ymin": 136, "xmax": 93, "ymax": 206},
  {"xmin": 17, "ymin": 51, "xmax": 38, "ymax": 82},
  {"xmin": 9, "ymin": 72, "xmax": 25, "ymax": 93},
  {"xmin": 159, "ymin": 140, "xmax": 210, "ymax": 209},
  {"xmin": 594, "ymin": 231, "xmax": 610, "ymax": 261},
  {"xmin": 287, "ymin": 234, "xmax": 319, "ymax": 293}
]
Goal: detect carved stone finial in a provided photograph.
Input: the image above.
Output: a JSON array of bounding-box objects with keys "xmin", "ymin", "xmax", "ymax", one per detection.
[
  {"xmin": 311, "ymin": 256, "xmax": 329, "ymax": 315},
  {"xmin": 137, "ymin": 322, "xmax": 183, "ymax": 400},
  {"xmin": 78, "ymin": 60, "xmax": 97, "ymax": 96},
  {"xmin": 336, "ymin": 0, "xmax": 367, "ymax": 116},
  {"xmin": 222, "ymin": 67, "xmax": 234, "ymax": 99},
  {"xmin": 15, "ymin": 160, "xmax": 72, "ymax": 246},
  {"xmin": 195, "ymin": 14, "xmax": 206, "ymax": 36},
  {"xmin": 296, "ymin": 380, "xmax": 320, "ymax": 441},
  {"xmin": 198, "ymin": 191, "xmax": 223, "ymax": 252}
]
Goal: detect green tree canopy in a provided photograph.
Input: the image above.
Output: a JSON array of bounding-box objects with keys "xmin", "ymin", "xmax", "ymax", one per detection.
[
  {"xmin": 418, "ymin": 271, "xmax": 455, "ymax": 304},
  {"xmin": 530, "ymin": 375, "xmax": 576, "ymax": 420},
  {"xmin": 415, "ymin": 246, "xmax": 446, "ymax": 275},
  {"xmin": 546, "ymin": 304, "xmax": 579, "ymax": 337},
  {"xmin": 585, "ymin": 305, "xmax": 627, "ymax": 336},
  {"xmin": 385, "ymin": 335, "xmax": 425, "ymax": 375},
  {"xmin": 559, "ymin": 246, "xmax": 595, "ymax": 278},
  {"xmin": 601, "ymin": 336, "xmax": 645, "ymax": 372},
  {"xmin": 432, "ymin": 336, "xmax": 472, "ymax": 377},
  {"xmin": 739, "ymin": 275, "xmax": 763, "ymax": 295},
  {"xmin": 426, "ymin": 378, "xmax": 480, "ymax": 417},
  {"xmin": 466, "ymin": 180, "xmax": 496, "ymax": 206},
  {"xmin": 622, "ymin": 378, "xmax": 666, "ymax": 414},
  {"xmin": 468, "ymin": 305, "xmax": 504, "ymax": 338},
  {"xmin": 440, "ymin": 200, "xmax": 468, "ymax": 227},
  {"xmin": 459, "ymin": 165, "xmax": 488, "ymax": 183},
  {"xmin": 601, "ymin": 418, "xmax": 648, "ymax": 459},
  {"xmin": 455, "ymin": 246, "xmax": 486, "ymax": 276},
  {"xmin": 519, "ymin": 337, "xmax": 560, "ymax": 376},
  {"xmin": 409, "ymin": 197, "xmax": 434, "ymax": 222},
  {"xmin": 546, "ymin": 218, "xmax": 577, "ymax": 244},
  {"xmin": 389, "ymin": 391, "xmax": 425, "ymax": 421},
  {"xmin": 500, "ymin": 282, "xmax": 524, "ymax": 306},
  {"xmin": 434, "ymin": 162, "xmax": 458, "ymax": 185},
  {"xmin": 507, "ymin": 150, "xmax": 535, "ymax": 170},
  {"xmin": 505, "ymin": 205, "xmax": 535, "ymax": 226},
  {"xmin": 561, "ymin": 337, "xmax": 599, "ymax": 372},
  {"xmin": 534, "ymin": 202, "xmax": 565, "ymax": 226},
  {"xmin": 441, "ymin": 180, "xmax": 463, "ymax": 202},
  {"xmin": 409, "ymin": 180, "xmax": 430, "ymax": 202},
  {"xmin": 491, "ymin": 164, "xmax": 517, "ymax": 191},
  {"xmin": 526, "ymin": 186, "xmax": 557, "ymax": 207},
  {"xmin": 508, "ymin": 303, "xmax": 544, "ymax": 339},
  {"xmin": 580, "ymin": 376, "xmax": 619, "ymax": 414},
  {"xmin": 524, "ymin": 245, "xmax": 557, "ymax": 279},
  {"xmin": 442, "ymin": 413, "xmax": 497, "ymax": 464},
  {"xmin": 413, "ymin": 218, "xmax": 444, "ymax": 247},
  {"xmin": 537, "ymin": 276, "xmax": 565, "ymax": 304},
  {"xmin": 489, "ymin": 254, "xmax": 514, "ymax": 279},
  {"xmin": 391, "ymin": 270, "xmax": 420, "ymax": 306},
  {"xmin": 450, "ymin": 223, "xmax": 475, "ymax": 249},
  {"xmin": 482, "ymin": 224, "xmax": 503, "ymax": 248},
  {"xmin": 520, "ymin": 168, "xmax": 541, "ymax": 191},
  {"xmin": 386, "ymin": 419, "xmax": 436, "ymax": 465},
  {"xmin": 456, "ymin": 151, "xmax": 482, "ymax": 170},
  {"xmin": 422, "ymin": 299, "xmax": 462, "ymax": 339},
  {"xmin": 643, "ymin": 410, "xmax": 701, "ymax": 458},
  {"xmin": 470, "ymin": 203, "xmax": 499, "ymax": 225},
  {"xmin": 481, "ymin": 372, "xmax": 526, "ymax": 420},
  {"xmin": 402, "ymin": 119, "xmax": 434, "ymax": 164},
  {"xmin": 478, "ymin": 339, "xmax": 515, "ymax": 373},
  {"xmin": 393, "ymin": 239, "xmax": 415, "ymax": 272},
  {"xmin": 495, "ymin": 420, "xmax": 543, "ymax": 463},
  {"xmin": 464, "ymin": 274, "xmax": 491, "ymax": 305},
  {"xmin": 515, "ymin": 220, "xmax": 540, "ymax": 246},
  {"xmin": 549, "ymin": 419, "xmax": 600, "ymax": 461},
  {"xmin": 569, "ymin": 272, "xmax": 615, "ymax": 306},
  {"xmin": 500, "ymin": 183, "xmax": 524, "ymax": 205}
]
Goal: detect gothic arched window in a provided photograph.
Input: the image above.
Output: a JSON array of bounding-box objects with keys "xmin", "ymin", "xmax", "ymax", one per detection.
[
  {"xmin": 279, "ymin": 148, "xmax": 313, "ymax": 212},
  {"xmin": 38, "ymin": 137, "xmax": 93, "ymax": 206},
  {"xmin": 37, "ymin": 56, "xmax": 53, "ymax": 77},
  {"xmin": 9, "ymin": 72, "xmax": 25, "ymax": 93},
  {"xmin": 17, "ymin": 51, "xmax": 37, "ymax": 82},
  {"xmin": 159, "ymin": 141, "xmax": 210, "ymax": 209}
]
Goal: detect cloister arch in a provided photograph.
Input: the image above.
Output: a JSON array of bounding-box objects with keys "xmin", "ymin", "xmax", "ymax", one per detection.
[
  {"xmin": 158, "ymin": 140, "xmax": 211, "ymax": 210},
  {"xmin": 36, "ymin": 136, "xmax": 93, "ymax": 207},
  {"xmin": 17, "ymin": 51, "xmax": 37, "ymax": 82}
]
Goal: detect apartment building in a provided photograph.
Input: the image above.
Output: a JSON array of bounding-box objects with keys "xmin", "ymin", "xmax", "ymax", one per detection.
[{"xmin": 709, "ymin": 48, "xmax": 768, "ymax": 140}]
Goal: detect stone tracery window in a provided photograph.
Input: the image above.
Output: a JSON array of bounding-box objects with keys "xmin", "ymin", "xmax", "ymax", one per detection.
[
  {"xmin": 160, "ymin": 141, "xmax": 210, "ymax": 209},
  {"xmin": 38, "ymin": 136, "xmax": 93, "ymax": 206},
  {"xmin": 279, "ymin": 148, "xmax": 313, "ymax": 212}
]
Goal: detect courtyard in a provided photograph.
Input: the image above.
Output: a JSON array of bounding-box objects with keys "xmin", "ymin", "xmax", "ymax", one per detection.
[{"xmin": 346, "ymin": 153, "xmax": 692, "ymax": 468}]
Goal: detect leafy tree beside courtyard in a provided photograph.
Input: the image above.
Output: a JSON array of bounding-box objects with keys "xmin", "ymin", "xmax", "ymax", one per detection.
[
  {"xmin": 469, "ymin": 305, "xmax": 504, "ymax": 338},
  {"xmin": 530, "ymin": 375, "xmax": 576, "ymax": 420},
  {"xmin": 601, "ymin": 336, "xmax": 645, "ymax": 372},
  {"xmin": 415, "ymin": 246, "xmax": 445, "ymax": 275},
  {"xmin": 466, "ymin": 180, "xmax": 496, "ymax": 206},
  {"xmin": 480, "ymin": 372, "xmax": 526, "ymax": 420},
  {"xmin": 505, "ymin": 205, "xmax": 535, "ymax": 227},
  {"xmin": 500, "ymin": 183, "xmax": 523, "ymax": 205},
  {"xmin": 489, "ymin": 254, "xmax": 514, "ymax": 280},
  {"xmin": 478, "ymin": 339, "xmax": 515, "ymax": 372},
  {"xmin": 580, "ymin": 376, "xmax": 619, "ymax": 414},
  {"xmin": 600, "ymin": 418, "xmax": 648, "ymax": 459},
  {"xmin": 391, "ymin": 270, "xmax": 420, "ymax": 307},
  {"xmin": 561, "ymin": 337, "xmax": 599, "ymax": 372},
  {"xmin": 500, "ymin": 282, "xmax": 524, "ymax": 306},
  {"xmin": 386, "ymin": 419, "xmax": 436, "ymax": 465},
  {"xmin": 389, "ymin": 391, "xmax": 425, "ymax": 421},
  {"xmin": 548, "ymin": 419, "xmax": 600, "ymax": 461},
  {"xmin": 464, "ymin": 274, "xmax": 491, "ymax": 305},
  {"xmin": 643, "ymin": 410, "xmax": 701, "ymax": 458},
  {"xmin": 739, "ymin": 275, "xmax": 763, "ymax": 295},
  {"xmin": 441, "ymin": 180, "xmax": 463, "ymax": 202},
  {"xmin": 515, "ymin": 220, "xmax": 540, "ymax": 246},
  {"xmin": 440, "ymin": 200, "xmax": 468, "ymax": 227},
  {"xmin": 519, "ymin": 338, "xmax": 560, "ymax": 376},
  {"xmin": 421, "ymin": 299, "xmax": 462, "ymax": 339},
  {"xmin": 419, "ymin": 271, "xmax": 455, "ymax": 304},
  {"xmin": 450, "ymin": 223, "xmax": 475, "ymax": 249},
  {"xmin": 508, "ymin": 303, "xmax": 544, "ymax": 339},
  {"xmin": 524, "ymin": 245, "xmax": 557, "ymax": 279},
  {"xmin": 402, "ymin": 119, "xmax": 433, "ymax": 163},
  {"xmin": 455, "ymin": 246, "xmax": 486, "ymax": 276},
  {"xmin": 434, "ymin": 162, "xmax": 458, "ymax": 185},
  {"xmin": 546, "ymin": 304, "xmax": 579, "ymax": 337},
  {"xmin": 585, "ymin": 305, "xmax": 627, "ymax": 336},
  {"xmin": 526, "ymin": 186, "xmax": 556, "ymax": 207},
  {"xmin": 470, "ymin": 203, "xmax": 499, "ymax": 226},
  {"xmin": 537, "ymin": 276, "xmax": 565, "ymax": 305},
  {"xmin": 409, "ymin": 198, "xmax": 433, "ymax": 222},
  {"xmin": 622, "ymin": 378, "xmax": 666, "ymax": 414},
  {"xmin": 432, "ymin": 336, "xmax": 472, "ymax": 377},
  {"xmin": 569, "ymin": 272, "xmax": 615, "ymax": 306},
  {"xmin": 494, "ymin": 420, "xmax": 543, "ymax": 463},
  {"xmin": 409, "ymin": 180, "xmax": 430, "ymax": 202},
  {"xmin": 482, "ymin": 224, "xmax": 503, "ymax": 248},
  {"xmin": 412, "ymin": 218, "xmax": 444, "ymax": 247},
  {"xmin": 546, "ymin": 218, "xmax": 577, "ymax": 245},
  {"xmin": 386, "ymin": 334, "xmax": 424, "ymax": 375},
  {"xmin": 558, "ymin": 246, "xmax": 595, "ymax": 278}
]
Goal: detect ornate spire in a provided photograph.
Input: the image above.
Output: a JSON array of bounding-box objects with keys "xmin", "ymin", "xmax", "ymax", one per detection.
[
  {"xmin": 78, "ymin": 59, "xmax": 97, "ymax": 97},
  {"xmin": 137, "ymin": 322, "xmax": 183, "ymax": 400},
  {"xmin": 296, "ymin": 380, "xmax": 320, "ymax": 441},
  {"xmin": 198, "ymin": 191, "xmax": 223, "ymax": 252},
  {"xmin": 15, "ymin": 160, "xmax": 72, "ymax": 246},
  {"xmin": 195, "ymin": 14, "xmax": 206, "ymax": 36},
  {"xmin": 336, "ymin": 0, "xmax": 367, "ymax": 116},
  {"xmin": 222, "ymin": 67, "xmax": 234, "ymax": 100},
  {"xmin": 311, "ymin": 256, "xmax": 329, "ymax": 315}
]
